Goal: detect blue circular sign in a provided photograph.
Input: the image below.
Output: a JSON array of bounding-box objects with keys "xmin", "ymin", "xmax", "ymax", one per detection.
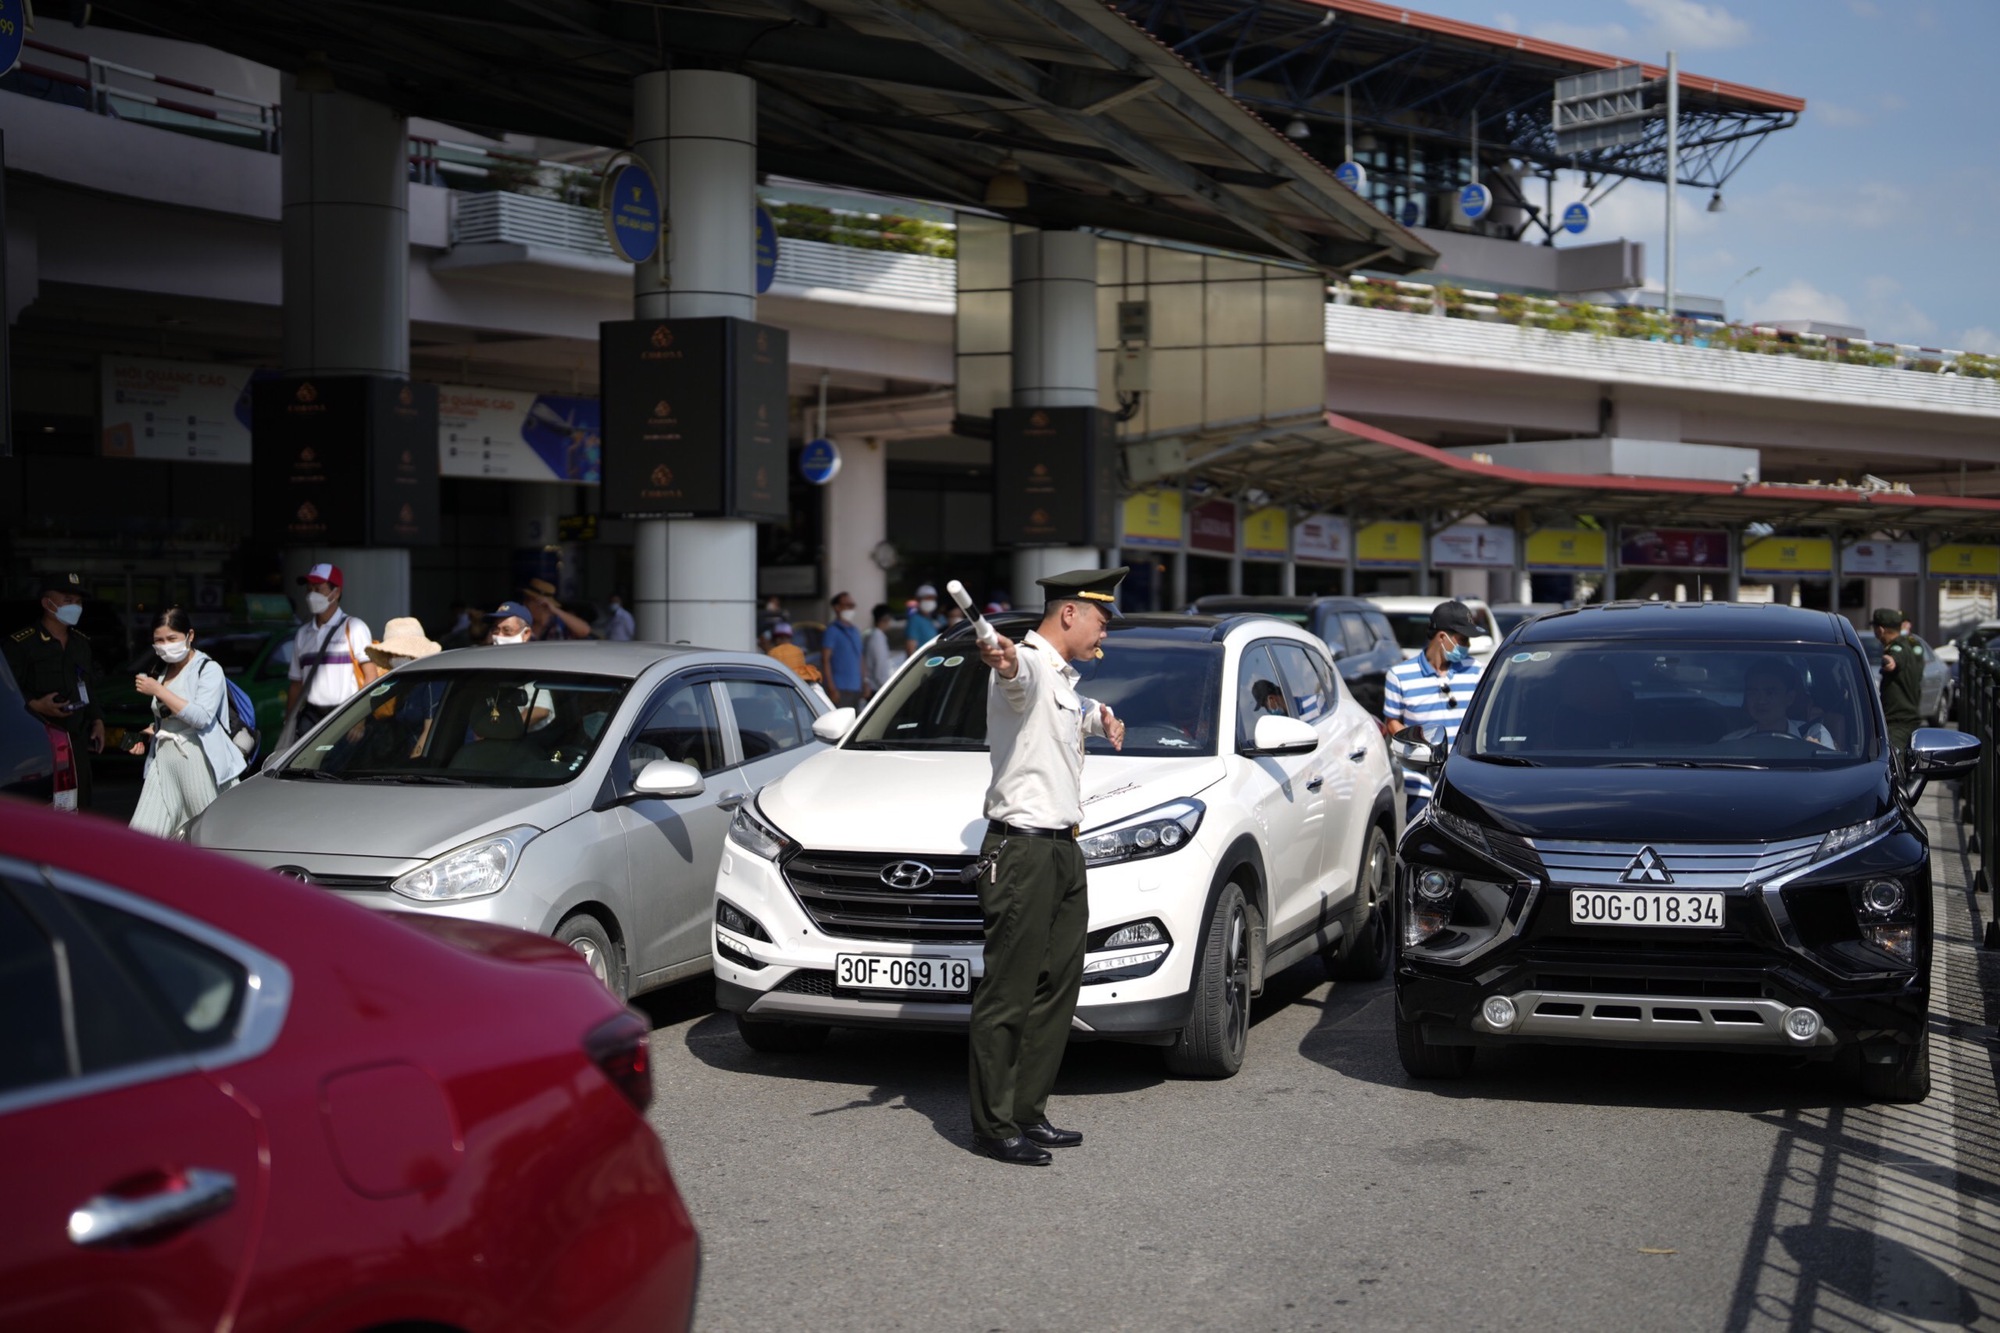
[
  {"xmin": 800, "ymin": 438, "xmax": 841, "ymax": 485},
  {"xmin": 1561, "ymin": 201, "xmax": 1591, "ymax": 235},
  {"xmin": 1333, "ymin": 161, "xmax": 1367, "ymax": 193},
  {"xmin": 602, "ymin": 159, "xmax": 661, "ymax": 265},
  {"xmin": 1399, "ymin": 200, "xmax": 1422, "ymax": 227},
  {"xmin": 1458, "ymin": 182, "xmax": 1491, "ymax": 222},
  {"xmin": 0, "ymin": 0, "xmax": 22, "ymax": 77},
  {"xmin": 755, "ymin": 206, "xmax": 779, "ymax": 295}
]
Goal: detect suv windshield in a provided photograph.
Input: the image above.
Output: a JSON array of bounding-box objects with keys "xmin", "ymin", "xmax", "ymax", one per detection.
[
  {"xmin": 849, "ymin": 638, "xmax": 1225, "ymax": 757},
  {"xmin": 275, "ymin": 670, "xmax": 631, "ymax": 786},
  {"xmin": 1469, "ymin": 641, "xmax": 1875, "ymax": 768}
]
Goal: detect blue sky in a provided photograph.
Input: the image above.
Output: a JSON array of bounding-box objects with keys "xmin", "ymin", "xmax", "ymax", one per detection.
[{"xmin": 1410, "ymin": 0, "xmax": 1997, "ymax": 352}]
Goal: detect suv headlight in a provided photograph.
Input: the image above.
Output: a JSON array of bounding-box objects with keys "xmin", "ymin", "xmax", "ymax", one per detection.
[
  {"xmin": 1814, "ymin": 814, "xmax": 1894, "ymax": 863},
  {"xmin": 728, "ymin": 799, "xmax": 796, "ymax": 862},
  {"xmin": 1077, "ymin": 799, "xmax": 1204, "ymax": 868},
  {"xmin": 391, "ymin": 825, "xmax": 539, "ymax": 902}
]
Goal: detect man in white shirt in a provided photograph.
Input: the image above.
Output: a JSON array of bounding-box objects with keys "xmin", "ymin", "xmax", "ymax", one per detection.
[
  {"xmin": 968, "ymin": 566, "xmax": 1127, "ymax": 1166},
  {"xmin": 597, "ymin": 593, "xmax": 637, "ymax": 642},
  {"xmin": 286, "ymin": 563, "xmax": 379, "ymax": 733}
]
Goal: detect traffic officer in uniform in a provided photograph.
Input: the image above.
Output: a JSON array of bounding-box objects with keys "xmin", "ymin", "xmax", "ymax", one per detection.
[
  {"xmin": 969, "ymin": 566, "xmax": 1126, "ymax": 1166},
  {"xmin": 4, "ymin": 572, "xmax": 105, "ymax": 808},
  {"xmin": 1872, "ymin": 607, "xmax": 1925, "ymax": 756}
]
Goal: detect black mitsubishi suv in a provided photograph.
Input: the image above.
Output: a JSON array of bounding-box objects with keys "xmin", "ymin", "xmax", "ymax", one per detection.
[{"xmin": 1390, "ymin": 601, "xmax": 1978, "ymax": 1102}]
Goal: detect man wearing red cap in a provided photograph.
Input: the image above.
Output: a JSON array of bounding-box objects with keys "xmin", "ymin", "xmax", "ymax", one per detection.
[{"xmin": 284, "ymin": 563, "xmax": 380, "ymax": 739}]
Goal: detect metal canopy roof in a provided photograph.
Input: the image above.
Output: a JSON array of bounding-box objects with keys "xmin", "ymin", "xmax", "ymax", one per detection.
[
  {"xmin": 80, "ymin": 0, "xmax": 1434, "ymax": 273},
  {"xmin": 1180, "ymin": 412, "xmax": 2000, "ymax": 539}
]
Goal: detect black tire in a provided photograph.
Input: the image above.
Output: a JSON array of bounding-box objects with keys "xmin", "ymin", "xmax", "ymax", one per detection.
[
  {"xmin": 555, "ymin": 913, "xmax": 625, "ymax": 999},
  {"xmin": 1165, "ymin": 882, "xmax": 1251, "ymax": 1078},
  {"xmin": 1394, "ymin": 1008, "xmax": 1476, "ymax": 1079},
  {"xmin": 735, "ymin": 1014, "xmax": 831, "ymax": 1053},
  {"xmin": 1857, "ymin": 1026, "xmax": 1931, "ymax": 1103},
  {"xmin": 1332, "ymin": 824, "xmax": 1394, "ymax": 982}
]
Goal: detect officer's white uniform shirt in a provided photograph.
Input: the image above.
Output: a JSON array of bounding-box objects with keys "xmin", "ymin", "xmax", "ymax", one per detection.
[{"xmin": 985, "ymin": 629, "xmax": 1108, "ymax": 830}]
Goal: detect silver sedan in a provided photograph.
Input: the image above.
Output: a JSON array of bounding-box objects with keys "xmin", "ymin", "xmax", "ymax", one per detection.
[{"xmin": 185, "ymin": 641, "xmax": 828, "ymax": 997}]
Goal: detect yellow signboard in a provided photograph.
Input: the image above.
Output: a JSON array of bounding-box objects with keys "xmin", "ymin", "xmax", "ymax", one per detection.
[
  {"xmin": 1355, "ymin": 521, "xmax": 1422, "ymax": 568},
  {"xmin": 1742, "ymin": 536, "xmax": 1833, "ymax": 576},
  {"xmin": 1243, "ymin": 506, "xmax": 1288, "ymax": 557},
  {"xmin": 1524, "ymin": 528, "xmax": 1606, "ymax": 572},
  {"xmin": 1928, "ymin": 543, "xmax": 2000, "ymax": 579},
  {"xmin": 1120, "ymin": 490, "xmax": 1183, "ymax": 549}
]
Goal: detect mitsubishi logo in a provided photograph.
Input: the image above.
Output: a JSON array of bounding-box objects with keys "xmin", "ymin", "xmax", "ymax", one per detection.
[
  {"xmin": 1621, "ymin": 847, "xmax": 1675, "ymax": 885},
  {"xmin": 879, "ymin": 860, "xmax": 935, "ymax": 890}
]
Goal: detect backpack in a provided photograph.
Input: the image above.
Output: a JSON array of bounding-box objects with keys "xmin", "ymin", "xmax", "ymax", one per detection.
[{"xmin": 220, "ymin": 671, "xmax": 260, "ymax": 762}]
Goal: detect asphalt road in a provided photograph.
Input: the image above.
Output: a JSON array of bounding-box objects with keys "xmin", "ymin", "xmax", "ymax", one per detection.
[{"xmin": 639, "ymin": 783, "xmax": 2000, "ymax": 1331}]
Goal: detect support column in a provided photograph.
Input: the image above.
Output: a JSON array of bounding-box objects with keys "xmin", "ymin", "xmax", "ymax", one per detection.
[
  {"xmin": 631, "ymin": 69, "xmax": 760, "ymax": 647},
  {"xmin": 1009, "ymin": 230, "xmax": 1102, "ymax": 604},
  {"xmin": 279, "ymin": 80, "xmax": 410, "ymax": 624},
  {"xmin": 824, "ymin": 435, "xmax": 888, "ymax": 624}
]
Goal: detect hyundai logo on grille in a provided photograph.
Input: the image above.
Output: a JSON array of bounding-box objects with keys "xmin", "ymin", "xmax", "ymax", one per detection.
[
  {"xmin": 1620, "ymin": 847, "xmax": 1674, "ymax": 885},
  {"xmin": 271, "ymin": 866, "xmax": 314, "ymax": 884},
  {"xmin": 879, "ymin": 860, "xmax": 935, "ymax": 890}
]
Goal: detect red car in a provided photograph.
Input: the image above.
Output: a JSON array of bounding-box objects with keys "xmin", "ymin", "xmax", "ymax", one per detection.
[{"xmin": 0, "ymin": 800, "xmax": 698, "ymax": 1332}]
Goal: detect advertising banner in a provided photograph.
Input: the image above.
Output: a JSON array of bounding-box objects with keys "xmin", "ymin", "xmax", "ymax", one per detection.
[
  {"xmin": 1355, "ymin": 521, "xmax": 1422, "ymax": 568},
  {"xmin": 1243, "ymin": 506, "xmax": 1288, "ymax": 558},
  {"xmin": 1841, "ymin": 540, "xmax": 1922, "ymax": 577},
  {"xmin": 1928, "ymin": 544, "xmax": 2000, "ymax": 580},
  {"xmin": 101, "ymin": 355, "xmax": 260, "ymax": 463},
  {"xmin": 1431, "ymin": 524, "xmax": 1516, "ymax": 569},
  {"xmin": 251, "ymin": 377, "xmax": 438, "ymax": 548},
  {"xmin": 993, "ymin": 406, "xmax": 1116, "ymax": 547},
  {"xmin": 1121, "ymin": 490, "xmax": 1183, "ymax": 549},
  {"xmin": 1293, "ymin": 513, "xmax": 1350, "ymax": 564},
  {"xmin": 1742, "ymin": 536, "xmax": 1833, "ymax": 577},
  {"xmin": 438, "ymin": 384, "xmax": 601, "ymax": 483},
  {"xmin": 1619, "ymin": 526, "xmax": 1729, "ymax": 569},
  {"xmin": 1525, "ymin": 528, "xmax": 1606, "ymax": 571},
  {"xmin": 1189, "ymin": 499, "xmax": 1237, "ymax": 554}
]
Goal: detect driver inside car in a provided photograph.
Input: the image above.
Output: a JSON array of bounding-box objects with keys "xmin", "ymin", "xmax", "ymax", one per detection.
[{"xmin": 1721, "ymin": 660, "xmax": 1834, "ymax": 748}]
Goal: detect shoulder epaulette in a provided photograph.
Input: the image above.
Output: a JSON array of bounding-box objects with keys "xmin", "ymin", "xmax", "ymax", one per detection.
[{"xmin": 9, "ymin": 627, "xmax": 33, "ymax": 642}]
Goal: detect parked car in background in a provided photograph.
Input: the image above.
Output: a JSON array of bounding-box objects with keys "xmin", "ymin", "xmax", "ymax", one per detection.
[
  {"xmin": 99, "ymin": 622, "xmax": 297, "ymax": 765},
  {"xmin": 187, "ymin": 641, "xmax": 828, "ymax": 998},
  {"xmin": 1366, "ymin": 595, "xmax": 1504, "ymax": 666},
  {"xmin": 713, "ymin": 613, "xmax": 1403, "ymax": 1078},
  {"xmin": 1391, "ymin": 602, "xmax": 1977, "ymax": 1102},
  {"xmin": 1489, "ymin": 602, "xmax": 1568, "ymax": 637},
  {"xmin": 0, "ymin": 650, "xmax": 79, "ymax": 808},
  {"xmin": 0, "ymin": 799, "xmax": 699, "ymax": 1332},
  {"xmin": 1190, "ymin": 595, "xmax": 1404, "ymax": 713}
]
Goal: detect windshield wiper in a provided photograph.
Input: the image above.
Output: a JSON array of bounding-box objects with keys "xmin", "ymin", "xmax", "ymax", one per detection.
[
  {"xmin": 1603, "ymin": 760, "xmax": 1770, "ymax": 771},
  {"xmin": 343, "ymin": 773, "xmax": 474, "ymax": 786},
  {"xmin": 270, "ymin": 768, "xmax": 345, "ymax": 781},
  {"xmin": 1475, "ymin": 754, "xmax": 1542, "ymax": 766}
]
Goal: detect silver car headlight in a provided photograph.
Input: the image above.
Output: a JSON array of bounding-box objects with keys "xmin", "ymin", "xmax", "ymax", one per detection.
[
  {"xmin": 1078, "ymin": 799, "xmax": 1204, "ymax": 868},
  {"xmin": 391, "ymin": 825, "xmax": 539, "ymax": 902},
  {"xmin": 728, "ymin": 799, "xmax": 796, "ymax": 862},
  {"xmin": 1814, "ymin": 813, "xmax": 1894, "ymax": 863}
]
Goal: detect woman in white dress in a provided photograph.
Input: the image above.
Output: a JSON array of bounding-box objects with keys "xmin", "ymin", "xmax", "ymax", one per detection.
[{"xmin": 127, "ymin": 607, "xmax": 246, "ymax": 837}]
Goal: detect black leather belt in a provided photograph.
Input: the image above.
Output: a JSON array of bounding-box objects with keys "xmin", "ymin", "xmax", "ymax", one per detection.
[{"xmin": 988, "ymin": 820, "xmax": 1076, "ymax": 840}]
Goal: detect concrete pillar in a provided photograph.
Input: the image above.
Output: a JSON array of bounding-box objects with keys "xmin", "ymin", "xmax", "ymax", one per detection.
[
  {"xmin": 823, "ymin": 436, "xmax": 887, "ymax": 622},
  {"xmin": 631, "ymin": 69, "xmax": 760, "ymax": 648},
  {"xmin": 1010, "ymin": 230, "xmax": 1102, "ymax": 602},
  {"xmin": 279, "ymin": 80, "xmax": 411, "ymax": 616}
]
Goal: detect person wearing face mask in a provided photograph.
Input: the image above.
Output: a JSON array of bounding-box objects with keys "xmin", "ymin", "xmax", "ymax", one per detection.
[
  {"xmin": 904, "ymin": 582, "xmax": 941, "ymax": 658},
  {"xmin": 861, "ymin": 603, "xmax": 897, "ymax": 701},
  {"xmin": 595, "ymin": 592, "xmax": 636, "ymax": 642},
  {"xmin": 1381, "ymin": 599, "xmax": 1484, "ymax": 821},
  {"xmin": 486, "ymin": 600, "xmax": 535, "ymax": 647},
  {"xmin": 127, "ymin": 607, "xmax": 246, "ymax": 837},
  {"xmin": 822, "ymin": 591, "xmax": 864, "ymax": 707},
  {"xmin": 5, "ymin": 571, "xmax": 105, "ymax": 808},
  {"xmin": 283, "ymin": 563, "xmax": 379, "ymax": 748}
]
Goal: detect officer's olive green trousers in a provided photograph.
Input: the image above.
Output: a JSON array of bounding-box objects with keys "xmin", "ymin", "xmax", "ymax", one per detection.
[{"xmin": 967, "ymin": 832, "xmax": 1087, "ymax": 1141}]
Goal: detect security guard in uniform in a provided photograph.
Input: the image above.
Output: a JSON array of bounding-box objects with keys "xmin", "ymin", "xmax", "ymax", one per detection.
[
  {"xmin": 969, "ymin": 567, "xmax": 1127, "ymax": 1165},
  {"xmin": 1872, "ymin": 607, "xmax": 1925, "ymax": 755},
  {"xmin": 4, "ymin": 572, "xmax": 105, "ymax": 808}
]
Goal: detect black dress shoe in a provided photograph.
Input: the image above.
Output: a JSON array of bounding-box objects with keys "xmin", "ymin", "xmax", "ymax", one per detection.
[
  {"xmin": 973, "ymin": 1134, "xmax": 1052, "ymax": 1166},
  {"xmin": 1021, "ymin": 1121, "xmax": 1083, "ymax": 1148}
]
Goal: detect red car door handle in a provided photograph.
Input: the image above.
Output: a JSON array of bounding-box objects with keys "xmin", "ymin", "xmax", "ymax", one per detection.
[{"xmin": 68, "ymin": 1168, "xmax": 237, "ymax": 1247}]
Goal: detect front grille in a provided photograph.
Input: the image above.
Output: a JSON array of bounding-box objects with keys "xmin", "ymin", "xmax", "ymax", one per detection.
[
  {"xmin": 1531, "ymin": 835, "xmax": 1821, "ymax": 890},
  {"xmin": 776, "ymin": 969, "xmax": 836, "ymax": 996},
  {"xmin": 269, "ymin": 867, "xmax": 394, "ymax": 891},
  {"xmin": 1533, "ymin": 973, "xmax": 1766, "ymax": 999},
  {"xmin": 783, "ymin": 850, "xmax": 984, "ymax": 943}
]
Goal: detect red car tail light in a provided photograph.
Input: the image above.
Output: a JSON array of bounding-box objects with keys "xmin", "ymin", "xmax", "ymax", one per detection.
[
  {"xmin": 46, "ymin": 726, "xmax": 78, "ymax": 812},
  {"xmin": 584, "ymin": 1010, "xmax": 653, "ymax": 1113}
]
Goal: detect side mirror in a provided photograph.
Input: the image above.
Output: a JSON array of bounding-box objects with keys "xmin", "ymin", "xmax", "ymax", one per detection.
[
  {"xmin": 1468, "ymin": 634, "xmax": 1496, "ymax": 657},
  {"xmin": 1247, "ymin": 713, "xmax": 1319, "ymax": 756},
  {"xmin": 1389, "ymin": 732, "xmax": 1438, "ymax": 768},
  {"xmin": 1325, "ymin": 641, "xmax": 1347, "ymax": 663},
  {"xmin": 1907, "ymin": 727, "xmax": 1979, "ymax": 777},
  {"xmin": 812, "ymin": 707, "xmax": 856, "ymax": 743},
  {"xmin": 633, "ymin": 758, "xmax": 703, "ymax": 799}
]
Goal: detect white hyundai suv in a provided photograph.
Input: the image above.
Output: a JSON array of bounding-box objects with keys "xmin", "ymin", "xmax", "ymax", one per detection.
[{"xmin": 710, "ymin": 612, "xmax": 1402, "ymax": 1077}]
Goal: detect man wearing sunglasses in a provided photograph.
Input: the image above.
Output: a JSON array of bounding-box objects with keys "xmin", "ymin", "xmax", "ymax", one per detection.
[{"xmin": 1382, "ymin": 599, "xmax": 1484, "ymax": 821}]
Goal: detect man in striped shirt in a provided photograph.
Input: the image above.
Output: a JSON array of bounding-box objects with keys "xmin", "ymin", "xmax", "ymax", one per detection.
[{"xmin": 1382, "ymin": 600, "xmax": 1484, "ymax": 820}]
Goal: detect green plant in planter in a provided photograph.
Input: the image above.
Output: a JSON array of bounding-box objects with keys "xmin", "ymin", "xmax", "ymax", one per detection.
[
  {"xmin": 1495, "ymin": 291, "xmax": 1530, "ymax": 326},
  {"xmin": 1437, "ymin": 283, "xmax": 1468, "ymax": 317},
  {"xmin": 1957, "ymin": 352, "xmax": 2000, "ymax": 380}
]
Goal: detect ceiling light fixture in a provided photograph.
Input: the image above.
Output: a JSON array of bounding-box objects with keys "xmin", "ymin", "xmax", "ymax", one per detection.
[
  {"xmin": 983, "ymin": 156, "xmax": 1028, "ymax": 210},
  {"xmin": 1284, "ymin": 117, "xmax": 1311, "ymax": 140},
  {"xmin": 1707, "ymin": 190, "xmax": 1725, "ymax": 213}
]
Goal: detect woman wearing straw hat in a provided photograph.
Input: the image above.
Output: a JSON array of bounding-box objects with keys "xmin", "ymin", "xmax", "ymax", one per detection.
[{"xmin": 366, "ymin": 618, "xmax": 445, "ymax": 756}]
